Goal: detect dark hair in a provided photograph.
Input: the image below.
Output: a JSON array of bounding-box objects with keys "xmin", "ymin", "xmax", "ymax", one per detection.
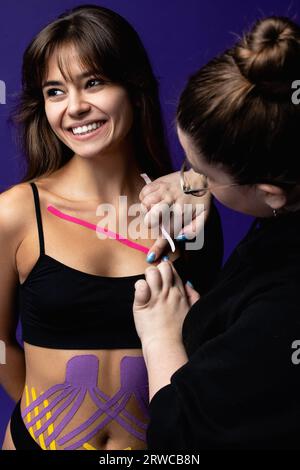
[
  {"xmin": 177, "ymin": 16, "xmax": 300, "ymax": 189},
  {"xmin": 12, "ymin": 4, "xmax": 173, "ymax": 181}
]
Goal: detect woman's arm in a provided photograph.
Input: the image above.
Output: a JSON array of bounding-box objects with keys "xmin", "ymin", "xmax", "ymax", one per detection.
[
  {"xmin": 133, "ymin": 259, "xmax": 200, "ymax": 401},
  {"xmin": 146, "ymin": 290, "xmax": 300, "ymax": 450},
  {"xmin": 133, "ymin": 250, "xmax": 299, "ymax": 450},
  {"xmin": 142, "ymin": 337, "xmax": 188, "ymax": 402},
  {"xmin": 0, "ymin": 187, "xmax": 26, "ymax": 401}
]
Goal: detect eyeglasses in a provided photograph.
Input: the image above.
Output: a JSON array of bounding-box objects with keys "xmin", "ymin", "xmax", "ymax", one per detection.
[
  {"xmin": 180, "ymin": 158, "xmax": 300, "ymax": 197},
  {"xmin": 180, "ymin": 158, "xmax": 241, "ymax": 197}
]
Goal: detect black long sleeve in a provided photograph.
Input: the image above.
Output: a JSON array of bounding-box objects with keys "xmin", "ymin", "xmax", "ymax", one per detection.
[
  {"xmin": 147, "ymin": 211, "xmax": 300, "ymax": 450},
  {"xmin": 183, "ymin": 199, "xmax": 224, "ymax": 295}
]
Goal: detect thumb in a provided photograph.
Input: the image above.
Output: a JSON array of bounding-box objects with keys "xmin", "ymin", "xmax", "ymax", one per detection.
[
  {"xmin": 184, "ymin": 281, "xmax": 201, "ymax": 307},
  {"xmin": 133, "ymin": 279, "xmax": 151, "ymax": 308}
]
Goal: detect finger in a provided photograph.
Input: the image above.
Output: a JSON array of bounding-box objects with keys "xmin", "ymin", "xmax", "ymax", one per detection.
[
  {"xmin": 146, "ymin": 238, "xmax": 169, "ymax": 263},
  {"xmin": 139, "ymin": 183, "xmax": 161, "ymax": 203},
  {"xmin": 142, "ymin": 191, "xmax": 167, "ymax": 212},
  {"xmin": 144, "ymin": 201, "xmax": 173, "ymax": 228},
  {"xmin": 133, "ymin": 279, "xmax": 151, "ymax": 308},
  {"xmin": 144, "ymin": 266, "xmax": 163, "ymax": 296},
  {"xmin": 184, "ymin": 282, "xmax": 201, "ymax": 307},
  {"xmin": 167, "ymin": 261, "xmax": 186, "ymax": 296},
  {"xmin": 156, "ymin": 259, "xmax": 174, "ymax": 290},
  {"xmin": 176, "ymin": 210, "xmax": 206, "ymax": 240},
  {"xmin": 140, "ymin": 203, "xmax": 149, "ymax": 216}
]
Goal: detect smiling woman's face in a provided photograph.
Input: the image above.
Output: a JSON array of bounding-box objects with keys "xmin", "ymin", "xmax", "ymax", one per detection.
[
  {"xmin": 177, "ymin": 126, "xmax": 280, "ymax": 217},
  {"xmin": 42, "ymin": 45, "xmax": 134, "ymax": 160}
]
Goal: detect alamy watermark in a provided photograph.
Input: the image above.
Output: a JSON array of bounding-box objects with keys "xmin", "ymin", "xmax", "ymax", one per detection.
[
  {"xmin": 0, "ymin": 79, "xmax": 6, "ymax": 104},
  {"xmin": 94, "ymin": 198, "xmax": 205, "ymax": 250},
  {"xmin": 291, "ymin": 80, "xmax": 300, "ymax": 105},
  {"xmin": 0, "ymin": 340, "xmax": 6, "ymax": 365},
  {"xmin": 291, "ymin": 340, "xmax": 300, "ymax": 365}
]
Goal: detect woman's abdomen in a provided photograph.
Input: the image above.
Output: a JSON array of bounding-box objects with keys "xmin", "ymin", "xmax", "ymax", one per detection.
[{"xmin": 20, "ymin": 344, "xmax": 149, "ymax": 450}]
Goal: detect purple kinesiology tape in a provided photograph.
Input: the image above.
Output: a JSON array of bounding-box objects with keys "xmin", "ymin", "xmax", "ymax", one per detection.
[{"xmin": 22, "ymin": 355, "xmax": 149, "ymax": 450}]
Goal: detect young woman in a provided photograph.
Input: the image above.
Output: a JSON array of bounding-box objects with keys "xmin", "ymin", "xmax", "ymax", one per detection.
[
  {"xmin": 0, "ymin": 5, "xmax": 223, "ymax": 450},
  {"xmin": 133, "ymin": 16, "xmax": 300, "ymax": 450}
]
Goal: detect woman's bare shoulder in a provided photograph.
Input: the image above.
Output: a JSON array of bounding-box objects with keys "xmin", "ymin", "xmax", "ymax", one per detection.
[{"xmin": 0, "ymin": 182, "xmax": 34, "ymax": 234}]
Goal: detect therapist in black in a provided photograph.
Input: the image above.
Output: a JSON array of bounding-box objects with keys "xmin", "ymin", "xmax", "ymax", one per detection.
[{"xmin": 133, "ymin": 16, "xmax": 300, "ymax": 450}]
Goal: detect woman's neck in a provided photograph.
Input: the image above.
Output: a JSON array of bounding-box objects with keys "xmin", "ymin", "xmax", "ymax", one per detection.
[{"xmin": 51, "ymin": 143, "xmax": 144, "ymax": 206}]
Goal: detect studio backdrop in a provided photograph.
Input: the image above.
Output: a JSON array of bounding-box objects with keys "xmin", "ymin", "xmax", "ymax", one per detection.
[{"xmin": 0, "ymin": 0, "xmax": 297, "ymax": 445}]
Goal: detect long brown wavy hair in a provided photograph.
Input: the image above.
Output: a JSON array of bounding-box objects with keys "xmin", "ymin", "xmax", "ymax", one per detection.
[{"xmin": 11, "ymin": 4, "xmax": 173, "ymax": 183}]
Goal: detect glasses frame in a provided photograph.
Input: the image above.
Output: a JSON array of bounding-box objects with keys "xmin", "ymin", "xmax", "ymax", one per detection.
[
  {"xmin": 180, "ymin": 158, "xmax": 241, "ymax": 197},
  {"xmin": 180, "ymin": 158, "xmax": 299, "ymax": 198}
]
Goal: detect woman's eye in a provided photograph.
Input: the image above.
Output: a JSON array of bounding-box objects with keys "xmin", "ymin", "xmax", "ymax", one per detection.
[
  {"xmin": 44, "ymin": 78, "xmax": 105, "ymax": 97},
  {"xmin": 46, "ymin": 89, "xmax": 64, "ymax": 97},
  {"xmin": 86, "ymin": 78, "xmax": 104, "ymax": 88}
]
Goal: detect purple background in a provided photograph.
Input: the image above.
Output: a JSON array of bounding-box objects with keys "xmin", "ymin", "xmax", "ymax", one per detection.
[{"xmin": 0, "ymin": 0, "xmax": 298, "ymax": 446}]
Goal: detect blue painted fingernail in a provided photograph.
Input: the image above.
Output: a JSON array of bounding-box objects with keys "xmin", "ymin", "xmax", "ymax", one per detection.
[
  {"xmin": 146, "ymin": 252, "xmax": 156, "ymax": 263},
  {"xmin": 186, "ymin": 280, "xmax": 194, "ymax": 288},
  {"xmin": 175, "ymin": 233, "xmax": 187, "ymax": 241},
  {"xmin": 162, "ymin": 255, "xmax": 169, "ymax": 261}
]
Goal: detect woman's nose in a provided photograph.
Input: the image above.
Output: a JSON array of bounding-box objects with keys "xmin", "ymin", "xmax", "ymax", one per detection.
[{"xmin": 67, "ymin": 91, "xmax": 91, "ymax": 115}]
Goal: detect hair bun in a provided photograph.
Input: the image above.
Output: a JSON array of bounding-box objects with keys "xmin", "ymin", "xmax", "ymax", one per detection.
[{"xmin": 234, "ymin": 16, "xmax": 300, "ymax": 95}]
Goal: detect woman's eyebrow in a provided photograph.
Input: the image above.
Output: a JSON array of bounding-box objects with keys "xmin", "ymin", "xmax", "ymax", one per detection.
[{"xmin": 42, "ymin": 71, "xmax": 94, "ymax": 89}]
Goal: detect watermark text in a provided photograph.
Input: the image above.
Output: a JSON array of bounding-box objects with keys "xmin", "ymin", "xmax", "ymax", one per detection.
[
  {"xmin": 291, "ymin": 340, "xmax": 300, "ymax": 365},
  {"xmin": 291, "ymin": 80, "xmax": 300, "ymax": 105},
  {"xmin": 0, "ymin": 80, "xmax": 6, "ymax": 104},
  {"xmin": 0, "ymin": 340, "xmax": 6, "ymax": 364},
  {"xmin": 95, "ymin": 198, "xmax": 205, "ymax": 250}
]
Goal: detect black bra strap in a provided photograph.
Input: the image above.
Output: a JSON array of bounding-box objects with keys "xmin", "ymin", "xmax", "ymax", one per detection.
[{"xmin": 30, "ymin": 182, "xmax": 45, "ymax": 255}]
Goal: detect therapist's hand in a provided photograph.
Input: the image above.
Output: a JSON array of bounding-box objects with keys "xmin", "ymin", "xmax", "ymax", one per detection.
[
  {"xmin": 133, "ymin": 259, "xmax": 200, "ymax": 352},
  {"xmin": 140, "ymin": 171, "xmax": 211, "ymax": 262}
]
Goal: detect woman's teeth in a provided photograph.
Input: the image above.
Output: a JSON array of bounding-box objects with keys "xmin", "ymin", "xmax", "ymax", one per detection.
[{"xmin": 72, "ymin": 120, "xmax": 105, "ymax": 135}]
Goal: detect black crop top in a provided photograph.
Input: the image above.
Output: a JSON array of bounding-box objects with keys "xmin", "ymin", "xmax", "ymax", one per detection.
[{"xmin": 18, "ymin": 183, "xmax": 195, "ymax": 350}]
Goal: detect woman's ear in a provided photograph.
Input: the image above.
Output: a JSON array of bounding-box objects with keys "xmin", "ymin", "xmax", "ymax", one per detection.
[{"xmin": 256, "ymin": 184, "xmax": 287, "ymax": 210}]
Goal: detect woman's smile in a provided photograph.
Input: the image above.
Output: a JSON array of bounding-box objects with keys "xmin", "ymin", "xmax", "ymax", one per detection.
[{"xmin": 66, "ymin": 119, "xmax": 109, "ymax": 141}]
